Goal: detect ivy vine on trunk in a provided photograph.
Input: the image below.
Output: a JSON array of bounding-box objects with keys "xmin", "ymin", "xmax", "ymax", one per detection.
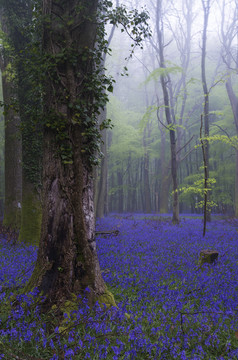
[{"xmin": 25, "ymin": 0, "xmax": 150, "ymax": 308}]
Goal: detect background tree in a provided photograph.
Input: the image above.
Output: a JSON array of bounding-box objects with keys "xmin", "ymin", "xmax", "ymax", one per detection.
[
  {"xmin": 0, "ymin": 0, "xmax": 42, "ymax": 244},
  {"xmin": 201, "ymin": 0, "xmax": 211, "ymax": 224},
  {"xmin": 0, "ymin": 9, "xmax": 22, "ymax": 230},
  {"xmin": 219, "ymin": 0, "xmax": 238, "ymax": 216},
  {"xmin": 94, "ymin": 6, "xmax": 118, "ymax": 218},
  {"xmin": 106, "ymin": 0, "xmax": 237, "ymax": 217}
]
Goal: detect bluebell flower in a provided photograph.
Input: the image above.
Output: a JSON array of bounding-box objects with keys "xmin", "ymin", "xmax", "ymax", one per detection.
[
  {"xmin": 49, "ymin": 338, "xmax": 55, "ymax": 349},
  {"xmin": 65, "ymin": 348, "xmax": 74, "ymax": 359},
  {"xmin": 50, "ymin": 355, "xmax": 58, "ymax": 360}
]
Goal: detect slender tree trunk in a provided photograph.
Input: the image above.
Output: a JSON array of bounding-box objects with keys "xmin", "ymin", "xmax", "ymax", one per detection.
[
  {"xmin": 201, "ymin": 0, "xmax": 211, "ymax": 222},
  {"xmin": 140, "ymin": 159, "xmax": 145, "ymax": 211},
  {"xmin": 131, "ymin": 177, "xmax": 137, "ymax": 212},
  {"xmin": 126, "ymin": 154, "xmax": 136, "ymax": 212},
  {"xmin": 96, "ymin": 133, "xmax": 108, "ymax": 218},
  {"xmin": 94, "ymin": 20, "xmax": 116, "ymax": 218},
  {"xmin": 0, "ymin": 9, "xmax": 22, "ymax": 230},
  {"xmin": 156, "ymin": 0, "xmax": 179, "ymax": 223},
  {"xmin": 219, "ymin": 0, "xmax": 238, "ymax": 216},
  {"xmin": 154, "ymin": 159, "xmax": 160, "ymax": 213},
  {"xmin": 158, "ymin": 122, "xmax": 170, "ymax": 214},
  {"xmin": 117, "ymin": 169, "xmax": 123, "ymax": 212},
  {"xmin": 2, "ymin": 78, "xmax": 22, "ymax": 230},
  {"xmin": 143, "ymin": 152, "xmax": 151, "ymax": 213},
  {"xmin": 143, "ymin": 128, "xmax": 151, "ymax": 213},
  {"xmin": 95, "ymin": 111, "xmax": 108, "ymax": 219},
  {"xmin": 0, "ymin": 1, "xmax": 43, "ymax": 243},
  {"xmin": 109, "ymin": 171, "xmax": 115, "ymax": 213},
  {"xmin": 160, "ymin": 76, "xmax": 179, "ymax": 222},
  {"xmin": 130, "ymin": 158, "xmax": 139, "ymax": 212},
  {"xmin": 160, "ymin": 175, "xmax": 170, "ymax": 213},
  {"xmin": 225, "ymin": 79, "xmax": 238, "ymax": 217},
  {"xmin": 235, "ymin": 150, "xmax": 238, "ymax": 217},
  {"xmin": 200, "ymin": 115, "xmax": 208, "ymax": 236}
]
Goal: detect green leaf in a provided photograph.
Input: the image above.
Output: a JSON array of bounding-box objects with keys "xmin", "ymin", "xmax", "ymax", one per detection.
[
  {"xmin": 107, "ymin": 84, "xmax": 114, "ymax": 92},
  {"xmin": 144, "ymin": 64, "xmax": 182, "ymax": 85}
]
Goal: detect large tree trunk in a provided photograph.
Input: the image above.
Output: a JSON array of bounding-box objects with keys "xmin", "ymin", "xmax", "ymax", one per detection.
[
  {"xmin": 26, "ymin": 0, "xmax": 107, "ymax": 307},
  {"xmin": 27, "ymin": 127, "xmax": 106, "ymax": 304}
]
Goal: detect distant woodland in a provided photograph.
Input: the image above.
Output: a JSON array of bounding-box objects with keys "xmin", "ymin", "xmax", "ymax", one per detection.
[
  {"xmin": 0, "ymin": 0, "xmax": 238, "ymax": 237},
  {"xmin": 94, "ymin": 0, "xmax": 238, "ymax": 222}
]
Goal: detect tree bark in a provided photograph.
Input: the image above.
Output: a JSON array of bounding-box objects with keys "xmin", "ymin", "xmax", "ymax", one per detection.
[
  {"xmin": 0, "ymin": 10, "xmax": 22, "ymax": 230},
  {"xmin": 225, "ymin": 79, "xmax": 238, "ymax": 216},
  {"xmin": 117, "ymin": 169, "xmax": 123, "ymax": 212},
  {"xmin": 160, "ymin": 175, "xmax": 170, "ymax": 213},
  {"xmin": 201, "ymin": 0, "xmax": 211, "ymax": 222},
  {"xmin": 2, "ymin": 80, "xmax": 22, "ymax": 230},
  {"xmin": 26, "ymin": 0, "xmax": 107, "ymax": 307},
  {"xmin": 219, "ymin": 0, "xmax": 238, "ymax": 217},
  {"xmin": 0, "ymin": 1, "xmax": 43, "ymax": 243},
  {"xmin": 143, "ymin": 128, "xmax": 152, "ymax": 213},
  {"xmin": 18, "ymin": 179, "xmax": 41, "ymax": 244},
  {"xmin": 95, "ymin": 128, "xmax": 108, "ymax": 218},
  {"xmin": 155, "ymin": 0, "xmax": 179, "ymax": 223},
  {"xmin": 235, "ymin": 150, "xmax": 238, "ymax": 217},
  {"xmin": 157, "ymin": 113, "xmax": 170, "ymax": 213}
]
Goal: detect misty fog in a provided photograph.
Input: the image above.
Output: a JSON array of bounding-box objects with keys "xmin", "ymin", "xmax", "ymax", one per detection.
[{"xmin": 95, "ymin": 0, "xmax": 238, "ymax": 220}]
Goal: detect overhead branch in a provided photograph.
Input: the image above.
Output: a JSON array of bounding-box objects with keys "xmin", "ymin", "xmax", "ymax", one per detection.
[
  {"xmin": 210, "ymin": 123, "xmax": 231, "ymax": 139},
  {"xmin": 178, "ymin": 147, "xmax": 195, "ymax": 163},
  {"xmin": 156, "ymin": 104, "xmax": 170, "ymax": 131},
  {"xmin": 176, "ymin": 135, "xmax": 194, "ymax": 155}
]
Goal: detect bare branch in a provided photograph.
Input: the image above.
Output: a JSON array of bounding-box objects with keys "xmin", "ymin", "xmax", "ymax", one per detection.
[
  {"xmin": 210, "ymin": 123, "xmax": 231, "ymax": 139},
  {"xmin": 177, "ymin": 135, "xmax": 194, "ymax": 155}
]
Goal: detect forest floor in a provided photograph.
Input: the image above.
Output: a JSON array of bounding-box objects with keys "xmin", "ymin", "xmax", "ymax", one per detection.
[{"xmin": 0, "ymin": 214, "xmax": 238, "ymax": 359}]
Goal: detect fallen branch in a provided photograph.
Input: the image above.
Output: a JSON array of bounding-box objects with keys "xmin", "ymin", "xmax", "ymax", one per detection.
[{"xmin": 95, "ymin": 230, "xmax": 119, "ymax": 236}]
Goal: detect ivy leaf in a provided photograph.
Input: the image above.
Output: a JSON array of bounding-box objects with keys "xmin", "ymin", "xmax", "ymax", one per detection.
[{"xmin": 107, "ymin": 84, "xmax": 114, "ymax": 92}]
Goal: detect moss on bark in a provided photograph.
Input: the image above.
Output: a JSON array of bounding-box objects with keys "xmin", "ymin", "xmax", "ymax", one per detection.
[
  {"xmin": 3, "ymin": 204, "xmax": 21, "ymax": 230},
  {"xmin": 18, "ymin": 188, "xmax": 42, "ymax": 245},
  {"xmin": 54, "ymin": 290, "xmax": 118, "ymax": 333},
  {"xmin": 97, "ymin": 289, "xmax": 117, "ymax": 308},
  {"xmin": 198, "ymin": 249, "xmax": 219, "ymax": 267},
  {"xmin": 24, "ymin": 258, "xmax": 52, "ymax": 294}
]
